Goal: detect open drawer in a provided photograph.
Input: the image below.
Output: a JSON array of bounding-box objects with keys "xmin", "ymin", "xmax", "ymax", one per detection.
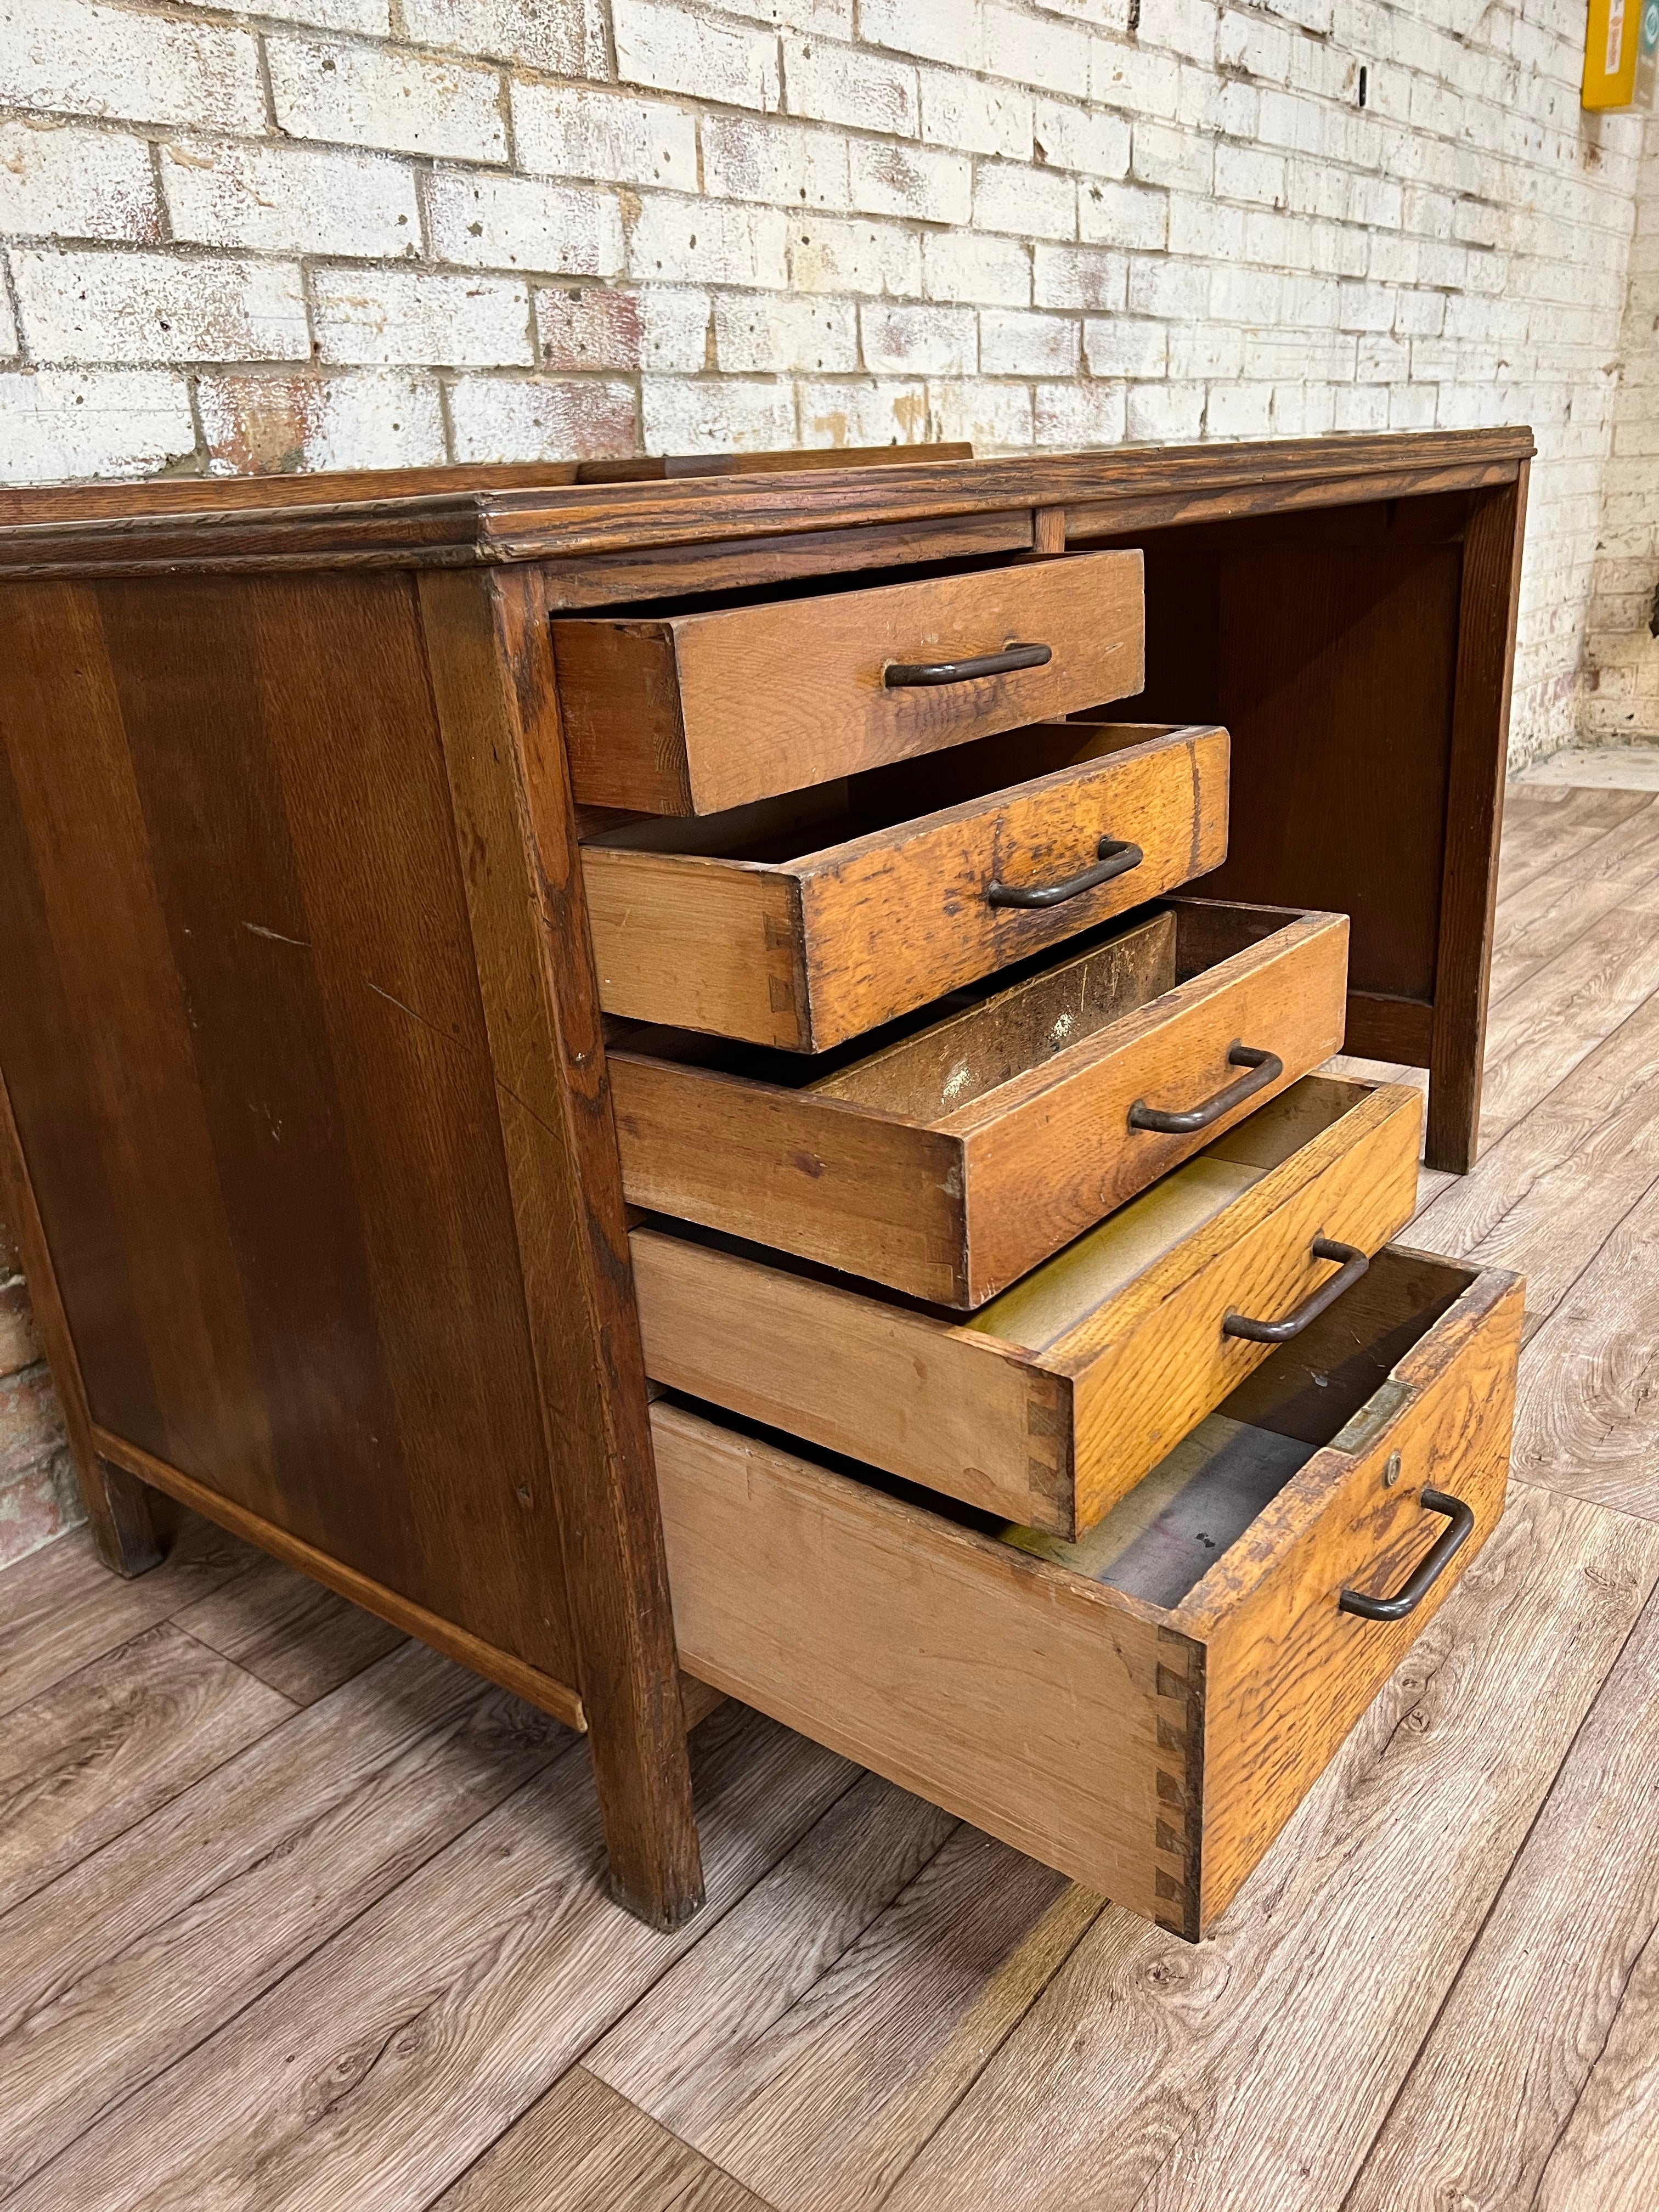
[
  {"xmin": 552, "ymin": 550, "xmax": 1145, "ymax": 814},
  {"xmin": 582, "ymin": 721, "xmax": 1229, "ymax": 1052},
  {"xmin": 610, "ymin": 896, "xmax": 1350, "ymax": 1307},
  {"xmin": 655, "ymin": 1246, "xmax": 1525, "ymax": 1939},
  {"xmin": 632, "ymin": 1074, "xmax": 1423, "ymax": 1537}
]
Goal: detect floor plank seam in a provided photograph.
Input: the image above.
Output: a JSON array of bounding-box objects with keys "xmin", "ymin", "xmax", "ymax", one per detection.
[
  {"xmin": 1480, "ymin": 976, "xmax": 1659, "ymax": 1158},
  {"xmin": 1486, "ymin": 883, "xmax": 1659, "ymax": 1022},
  {"xmin": 611, "ymin": 2082, "xmax": 789, "ymax": 2212},
  {"xmin": 864, "ymin": 1888, "xmax": 1111, "ymax": 2211},
  {"xmin": 1333, "ymin": 1567, "xmax": 1659, "ymax": 2212},
  {"xmin": 1525, "ymin": 1921, "xmax": 1658, "ymax": 2212},
  {"xmin": 13, "ymin": 793, "xmax": 1659, "ymax": 2211},
  {"xmin": 0, "ymin": 1627, "xmax": 301, "ymax": 1918},
  {"xmin": 1500, "ymin": 1159, "xmax": 1659, "ymax": 1351},
  {"xmin": 161, "ymin": 1616, "xmax": 309, "ymax": 1713},
  {"xmin": 565, "ymin": 1759, "xmax": 873, "ymax": 2075},
  {"xmin": 1494, "ymin": 792, "xmax": 1659, "ymax": 916},
  {"xmin": 1486, "ymin": 800, "xmax": 1659, "ymax": 938},
  {"xmin": 164, "ymin": 1611, "xmax": 349, "ymax": 1708},
  {"xmin": 0, "ymin": 1728, "xmax": 594, "ymax": 2209}
]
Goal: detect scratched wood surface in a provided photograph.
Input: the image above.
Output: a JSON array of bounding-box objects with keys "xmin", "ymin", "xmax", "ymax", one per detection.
[{"xmin": 3, "ymin": 776, "xmax": 1659, "ymax": 2210}]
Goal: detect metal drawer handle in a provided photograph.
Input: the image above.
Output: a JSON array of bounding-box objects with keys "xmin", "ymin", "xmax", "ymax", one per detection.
[
  {"xmin": 1339, "ymin": 1487, "xmax": 1475, "ymax": 1622},
  {"xmin": 1127, "ymin": 1043, "xmax": 1284, "ymax": 1136},
  {"xmin": 884, "ymin": 641, "xmax": 1052, "ymax": 687},
  {"xmin": 1221, "ymin": 1238, "xmax": 1369, "ymax": 1345},
  {"xmin": 987, "ymin": 837, "xmax": 1143, "ymax": 910}
]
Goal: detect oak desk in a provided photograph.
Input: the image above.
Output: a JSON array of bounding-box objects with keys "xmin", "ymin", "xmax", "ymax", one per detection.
[{"xmin": 0, "ymin": 429, "xmax": 1530, "ymax": 1930}]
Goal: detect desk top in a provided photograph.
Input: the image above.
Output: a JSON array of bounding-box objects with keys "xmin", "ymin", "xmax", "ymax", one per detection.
[{"xmin": 0, "ymin": 427, "xmax": 1534, "ymax": 581}]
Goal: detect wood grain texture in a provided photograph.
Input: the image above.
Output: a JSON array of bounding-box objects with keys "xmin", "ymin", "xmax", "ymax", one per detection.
[
  {"xmin": 437, "ymin": 2068, "xmax": 771, "ymax": 2212},
  {"xmin": 1426, "ymin": 463, "xmax": 1530, "ymax": 1172},
  {"xmin": 656, "ymin": 1246, "xmax": 1519, "ymax": 1942},
  {"xmin": 541, "ymin": 509, "xmax": 1033, "ymax": 612},
  {"xmin": 1, "ymin": 1706, "xmax": 854, "ymax": 2212},
  {"xmin": 578, "ymin": 442, "xmax": 973, "ymax": 483},
  {"xmin": 632, "ymin": 1225, "xmax": 1065, "ymax": 1528},
  {"xmin": 884, "ymin": 1481, "xmax": 1659, "ymax": 2212},
  {"xmin": 1343, "ymin": 988, "xmax": 1435, "ymax": 1065},
  {"xmin": 0, "ymin": 431, "xmax": 1532, "ymax": 577},
  {"xmin": 0, "ymin": 458, "xmax": 585, "ymax": 522},
  {"xmin": 592, "ymin": 1802, "xmax": 1100, "ymax": 2212},
  {"xmin": 97, "ymin": 1426, "xmax": 586, "ymax": 1730},
  {"xmin": 0, "ymin": 780, "xmax": 1626, "ymax": 2207},
  {"xmin": 174, "ymin": 1551, "xmax": 407, "ymax": 1706},
  {"xmin": 613, "ymin": 1050, "xmax": 969, "ymax": 1305},
  {"xmin": 553, "ymin": 551, "xmax": 1147, "ymax": 814},
  {"xmin": 1410, "ymin": 978, "xmax": 1659, "ymax": 1339},
  {"xmin": 0, "ymin": 443, "xmax": 963, "ymax": 529},
  {"xmin": 1478, "ymin": 868, "xmax": 1659, "ymax": 1146},
  {"xmin": 1535, "ymin": 1926, "xmax": 1659, "ymax": 2211},
  {"xmin": 422, "ymin": 563, "xmax": 701, "ymax": 1928},
  {"xmin": 582, "ymin": 720, "xmax": 1229, "ymax": 1051},
  {"xmin": 585, "ymin": 842, "xmax": 808, "ymax": 1051},
  {"xmin": 1122, "ymin": 480, "xmax": 1525, "ymax": 1166},
  {"xmin": 615, "ymin": 901, "xmax": 1348, "ymax": 1307},
  {"xmin": 0, "ymin": 1069, "xmax": 161, "ymax": 1575},
  {"xmin": 0, "ymin": 1619, "xmax": 289, "ymax": 1917},
  {"xmin": 1493, "ymin": 784, "xmax": 1652, "ymax": 906},
  {"xmin": 813, "ymin": 905, "xmax": 1176, "ymax": 1118},
  {"xmin": 0, "ymin": 1639, "xmax": 573, "ymax": 2199},
  {"xmin": 1486, "ymin": 793, "xmax": 1659, "ymax": 1006},
  {"xmin": 1186, "ymin": 1256, "xmax": 1523, "ymax": 1925},
  {"xmin": 1345, "ymin": 1578, "xmax": 1659, "ymax": 2212},
  {"xmin": 0, "ymin": 568, "xmax": 584, "ymax": 1690},
  {"xmin": 653, "ymin": 1399, "xmax": 1199, "ymax": 1929},
  {"xmin": 632, "ymin": 1077, "xmax": 1421, "ymax": 1535},
  {"xmin": 0, "ymin": 1515, "xmax": 255, "ymax": 1723},
  {"xmin": 1157, "ymin": 528, "xmax": 1461, "ymax": 1009},
  {"xmin": 1509, "ymin": 1166, "xmax": 1659, "ymax": 1520},
  {"xmin": 591, "ymin": 1771, "xmax": 958, "ymax": 2118},
  {"xmin": 1059, "ymin": 1077, "xmax": 1421, "ymax": 1530},
  {"xmin": 944, "ymin": 904, "xmax": 1350, "ymax": 1297}
]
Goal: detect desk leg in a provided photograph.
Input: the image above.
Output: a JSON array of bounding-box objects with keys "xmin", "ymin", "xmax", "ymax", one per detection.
[
  {"xmin": 1426, "ymin": 464, "xmax": 1530, "ymax": 1175},
  {"xmin": 0, "ymin": 1069, "xmax": 162, "ymax": 1576},
  {"xmin": 425, "ymin": 568, "xmax": 705, "ymax": 1934}
]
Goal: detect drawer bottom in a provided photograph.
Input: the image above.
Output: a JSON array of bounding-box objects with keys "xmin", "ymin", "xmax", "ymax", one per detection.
[{"xmin": 655, "ymin": 1246, "xmax": 1523, "ymax": 1938}]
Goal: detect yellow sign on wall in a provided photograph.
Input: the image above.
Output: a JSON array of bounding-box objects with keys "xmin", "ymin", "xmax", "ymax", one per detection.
[{"xmin": 1584, "ymin": 0, "xmax": 1656, "ymax": 106}]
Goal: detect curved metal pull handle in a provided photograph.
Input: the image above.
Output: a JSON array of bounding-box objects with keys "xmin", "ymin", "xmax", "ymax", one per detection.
[
  {"xmin": 1221, "ymin": 1237, "xmax": 1369, "ymax": 1345},
  {"xmin": 1339, "ymin": 1487, "xmax": 1475, "ymax": 1622},
  {"xmin": 987, "ymin": 837, "xmax": 1143, "ymax": 910},
  {"xmin": 1127, "ymin": 1043, "xmax": 1284, "ymax": 1136},
  {"xmin": 884, "ymin": 641, "xmax": 1052, "ymax": 687}
]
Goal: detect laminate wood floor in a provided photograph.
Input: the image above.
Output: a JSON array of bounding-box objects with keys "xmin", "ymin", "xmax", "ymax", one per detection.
[{"xmin": 5, "ymin": 778, "xmax": 1659, "ymax": 2211}]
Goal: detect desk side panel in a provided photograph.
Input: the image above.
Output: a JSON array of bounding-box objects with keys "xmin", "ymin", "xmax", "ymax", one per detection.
[{"xmin": 0, "ymin": 571, "xmax": 579, "ymax": 1694}]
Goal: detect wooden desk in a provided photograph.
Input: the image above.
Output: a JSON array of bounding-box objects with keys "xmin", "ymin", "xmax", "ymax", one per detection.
[{"xmin": 0, "ymin": 430, "xmax": 1530, "ymax": 1933}]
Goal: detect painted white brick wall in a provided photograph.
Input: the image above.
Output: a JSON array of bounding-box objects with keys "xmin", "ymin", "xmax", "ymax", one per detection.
[
  {"xmin": 1583, "ymin": 125, "xmax": 1659, "ymax": 746},
  {"xmin": 0, "ymin": 0, "xmax": 1652, "ymax": 752}
]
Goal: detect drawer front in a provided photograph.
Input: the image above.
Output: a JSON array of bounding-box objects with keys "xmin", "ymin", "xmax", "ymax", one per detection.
[
  {"xmin": 631, "ymin": 1077, "xmax": 1424, "ymax": 1538},
  {"xmin": 554, "ymin": 550, "xmax": 1146, "ymax": 815},
  {"xmin": 612, "ymin": 899, "xmax": 1351, "ymax": 1307},
  {"xmin": 1182, "ymin": 1249, "xmax": 1525, "ymax": 1927},
  {"xmin": 583, "ymin": 723, "xmax": 1229, "ymax": 1052},
  {"xmin": 654, "ymin": 1250, "xmax": 1522, "ymax": 1940}
]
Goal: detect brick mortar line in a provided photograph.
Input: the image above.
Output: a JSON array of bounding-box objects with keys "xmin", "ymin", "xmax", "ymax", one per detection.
[{"xmin": 3, "ymin": 0, "xmax": 1624, "ymax": 134}]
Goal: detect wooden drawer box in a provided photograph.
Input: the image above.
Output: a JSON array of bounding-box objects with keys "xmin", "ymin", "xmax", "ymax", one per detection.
[
  {"xmin": 552, "ymin": 551, "xmax": 1145, "ymax": 814},
  {"xmin": 654, "ymin": 1245, "xmax": 1524, "ymax": 1938},
  {"xmin": 633, "ymin": 1074, "xmax": 1423, "ymax": 1537},
  {"xmin": 582, "ymin": 721, "xmax": 1229, "ymax": 1052},
  {"xmin": 610, "ymin": 896, "xmax": 1350, "ymax": 1307}
]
